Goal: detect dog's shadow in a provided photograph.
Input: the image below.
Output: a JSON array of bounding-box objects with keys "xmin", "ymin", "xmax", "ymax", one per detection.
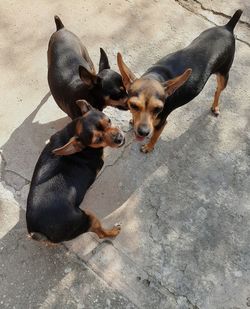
[
  {"xmin": 82, "ymin": 101, "xmax": 224, "ymax": 218},
  {"xmin": 1, "ymin": 92, "xmax": 69, "ymax": 202},
  {"xmin": 1, "ymin": 90, "xmax": 225, "ymax": 222}
]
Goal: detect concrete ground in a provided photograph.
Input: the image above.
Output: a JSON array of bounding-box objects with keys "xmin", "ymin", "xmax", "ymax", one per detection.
[{"xmin": 0, "ymin": 0, "xmax": 249, "ymax": 308}]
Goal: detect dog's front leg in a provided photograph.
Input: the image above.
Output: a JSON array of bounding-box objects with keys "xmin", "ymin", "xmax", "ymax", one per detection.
[{"xmin": 140, "ymin": 120, "xmax": 167, "ymax": 153}]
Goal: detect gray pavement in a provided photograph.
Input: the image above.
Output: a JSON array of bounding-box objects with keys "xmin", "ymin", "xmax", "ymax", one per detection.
[
  {"xmin": 0, "ymin": 199, "xmax": 135, "ymax": 309},
  {"xmin": 0, "ymin": 1, "xmax": 250, "ymax": 308}
]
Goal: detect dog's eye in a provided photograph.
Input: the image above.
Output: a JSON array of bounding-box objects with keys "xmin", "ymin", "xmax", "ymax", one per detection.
[
  {"xmin": 130, "ymin": 103, "xmax": 140, "ymax": 111},
  {"xmin": 153, "ymin": 107, "xmax": 163, "ymax": 114},
  {"xmin": 95, "ymin": 136, "xmax": 103, "ymax": 144},
  {"xmin": 108, "ymin": 118, "xmax": 111, "ymax": 123}
]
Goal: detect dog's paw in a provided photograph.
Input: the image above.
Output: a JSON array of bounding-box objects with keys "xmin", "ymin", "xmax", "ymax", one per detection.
[
  {"xmin": 140, "ymin": 143, "xmax": 154, "ymax": 153},
  {"xmin": 114, "ymin": 223, "xmax": 122, "ymax": 233},
  {"xmin": 211, "ymin": 107, "xmax": 220, "ymax": 117},
  {"xmin": 111, "ymin": 223, "xmax": 121, "ymax": 237}
]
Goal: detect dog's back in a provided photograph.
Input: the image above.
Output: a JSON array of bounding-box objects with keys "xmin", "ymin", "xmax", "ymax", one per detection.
[
  {"xmin": 48, "ymin": 29, "xmax": 94, "ymax": 80},
  {"xmin": 26, "ymin": 126, "xmax": 103, "ymax": 243},
  {"xmin": 148, "ymin": 10, "xmax": 242, "ymax": 116},
  {"xmin": 48, "ymin": 16, "xmax": 95, "ymax": 75},
  {"xmin": 47, "ymin": 16, "xmax": 96, "ymax": 118}
]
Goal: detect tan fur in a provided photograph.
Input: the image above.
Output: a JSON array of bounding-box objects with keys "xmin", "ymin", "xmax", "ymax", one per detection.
[
  {"xmin": 211, "ymin": 73, "xmax": 227, "ymax": 116},
  {"xmin": 128, "ymin": 79, "xmax": 165, "ymax": 137},
  {"xmin": 117, "ymin": 53, "xmax": 192, "ymax": 152},
  {"xmin": 52, "ymin": 136, "xmax": 83, "ymax": 156},
  {"xmin": 117, "ymin": 53, "xmax": 137, "ymax": 89},
  {"xmin": 90, "ymin": 127, "xmax": 123, "ymax": 148},
  {"xmin": 163, "ymin": 69, "xmax": 192, "ymax": 96},
  {"xmin": 141, "ymin": 121, "xmax": 167, "ymax": 153},
  {"xmin": 85, "ymin": 211, "xmax": 121, "ymax": 238}
]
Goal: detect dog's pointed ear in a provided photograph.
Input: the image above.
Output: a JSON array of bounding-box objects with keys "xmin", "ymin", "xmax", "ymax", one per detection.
[
  {"xmin": 76, "ymin": 100, "xmax": 93, "ymax": 115},
  {"xmin": 163, "ymin": 68, "xmax": 192, "ymax": 97},
  {"xmin": 99, "ymin": 48, "xmax": 110, "ymax": 72},
  {"xmin": 52, "ymin": 136, "xmax": 84, "ymax": 156},
  {"xmin": 117, "ymin": 52, "xmax": 137, "ymax": 90},
  {"xmin": 79, "ymin": 65, "xmax": 101, "ymax": 88}
]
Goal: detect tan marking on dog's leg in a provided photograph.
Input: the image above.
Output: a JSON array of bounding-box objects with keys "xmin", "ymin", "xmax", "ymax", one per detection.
[
  {"xmin": 141, "ymin": 122, "xmax": 166, "ymax": 153},
  {"xmin": 86, "ymin": 211, "xmax": 121, "ymax": 239},
  {"xmin": 211, "ymin": 74, "xmax": 227, "ymax": 116}
]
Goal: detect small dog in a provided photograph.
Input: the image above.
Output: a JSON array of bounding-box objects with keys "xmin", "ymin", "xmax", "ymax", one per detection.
[
  {"xmin": 48, "ymin": 16, "xmax": 128, "ymax": 119},
  {"xmin": 26, "ymin": 100, "xmax": 125, "ymax": 243},
  {"xmin": 117, "ymin": 10, "xmax": 242, "ymax": 153}
]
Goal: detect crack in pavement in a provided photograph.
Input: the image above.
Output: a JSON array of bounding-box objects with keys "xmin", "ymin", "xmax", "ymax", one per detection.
[
  {"xmin": 96, "ymin": 139, "xmax": 133, "ymax": 180},
  {"xmin": 146, "ymin": 193, "xmax": 199, "ymax": 308},
  {"xmin": 0, "ymin": 150, "xmax": 7, "ymax": 179},
  {"xmin": 0, "ymin": 151, "xmax": 30, "ymax": 193},
  {"xmin": 88, "ymin": 240, "xmax": 192, "ymax": 308},
  {"xmin": 175, "ymin": 0, "xmax": 250, "ymax": 48},
  {"xmin": 3, "ymin": 170, "xmax": 30, "ymax": 185},
  {"xmin": 192, "ymin": 0, "xmax": 250, "ymax": 29},
  {"xmin": 163, "ymin": 284, "xmax": 200, "ymax": 309},
  {"xmin": 61, "ymin": 241, "xmax": 139, "ymax": 308}
]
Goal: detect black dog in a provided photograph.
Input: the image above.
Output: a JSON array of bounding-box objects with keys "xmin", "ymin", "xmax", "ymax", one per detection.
[
  {"xmin": 26, "ymin": 100, "xmax": 125, "ymax": 243},
  {"xmin": 48, "ymin": 16, "xmax": 128, "ymax": 119},
  {"xmin": 117, "ymin": 10, "xmax": 242, "ymax": 152}
]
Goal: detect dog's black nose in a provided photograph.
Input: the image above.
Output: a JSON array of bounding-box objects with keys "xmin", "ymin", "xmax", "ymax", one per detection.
[
  {"xmin": 137, "ymin": 125, "xmax": 150, "ymax": 137},
  {"xmin": 114, "ymin": 133, "xmax": 124, "ymax": 145}
]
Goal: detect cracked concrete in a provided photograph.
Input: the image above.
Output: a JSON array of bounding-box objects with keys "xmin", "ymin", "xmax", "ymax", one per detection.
[
  {"xmin": 0, "ymin": 0, "xmax": 250, "ymax": 308},
  {"xmin": 1, "ymin": 152, "xmax": 30, "ymax": 190},
  {"xmin": 176, "ymin": 0, "xmax": 250, "ymax": 47},
  {"xmin": 0, "ymin": 202, "xmax": 136, "ymax": 309}
]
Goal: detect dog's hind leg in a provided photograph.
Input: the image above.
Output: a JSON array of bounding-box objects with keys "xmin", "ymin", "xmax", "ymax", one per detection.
[
  {"xmin": 28, "ymin": 232, "xmax": 59, "ymax": 247},
  {"xmin": 86, "ymin": 211, "xmax": 121, "ymax": 239},
  {"xmin": 211, "ymin": 73, "xmax": 228, "ymax": 116}
]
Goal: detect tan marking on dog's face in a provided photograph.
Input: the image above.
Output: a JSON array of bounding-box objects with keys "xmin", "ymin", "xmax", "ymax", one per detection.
[
  {"xmin": 89, "ymin": 117, "xmax": 125, "ymax": 148},
  {"xmin": 128, "ymin": 79, "xmax": 165, "ymax": 137}
]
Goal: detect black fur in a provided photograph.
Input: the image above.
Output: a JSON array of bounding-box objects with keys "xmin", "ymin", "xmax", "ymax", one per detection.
[
  {"xmin": 48, "ymin": 16, "xmax": 127, "ymax": 119},
  {"xmin": 145, "ymin": 10, "xmax": 242, "ymax": 127},
  {"xmin": 54, "ymin": 15, "xmax": 64, "ymax": 31},
  {"xmin": 26, "ymin": 117, "xmax": 103, "ymax": 243}
]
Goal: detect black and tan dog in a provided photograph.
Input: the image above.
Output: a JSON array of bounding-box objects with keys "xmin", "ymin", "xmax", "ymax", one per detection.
[
  {"xmin": 26, "ymin": 100, "xmax": 125, "ymax": 243},
  {"xmin": 117, "ymin": 10, "xmax": 242, "ymax": 153},
  {"xmin": 48, "ymin": 16, "xmax": 127, "ymax": 119}
]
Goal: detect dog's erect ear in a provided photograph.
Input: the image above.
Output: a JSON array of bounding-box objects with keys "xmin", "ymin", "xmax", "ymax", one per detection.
[
  {"xmin": 52, "ymin": 136, "xmax": 84, "ymax": 156},
  {"xmin": 76, "ymin": 100, "xmax": 94, "ymax": 115},
  {"xmin": 117, "ymin": 53, "xmax": 137, "ymax": 90},
  {"xmin": 79, "ymin": 65, "xmax": 101, "ymax": 88},
  {"xmin": 99, "ymin": 48, "xmax": 110, "ymax": 72},
  {"xmin": 163, "ymin": 68, "xmax": 192, "ymax": 97}
]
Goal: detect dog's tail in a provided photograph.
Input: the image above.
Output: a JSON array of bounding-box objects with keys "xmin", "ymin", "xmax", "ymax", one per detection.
[
  {"xmin": 225, "ymin": 9, "xmax": 243, "ymax": 32},
  {"xmin": 54, "ymin": 15, "xmax": 64, "ymax": 31}
]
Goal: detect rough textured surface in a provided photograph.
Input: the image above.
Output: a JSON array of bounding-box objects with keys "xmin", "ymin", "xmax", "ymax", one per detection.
[
  {"xmin": 0, "ymin": 192, "xmax": 136, "ymax": 309},
  {"xmin": 0, "ymin": 0, "xmax": 250, "ymax": 308}
]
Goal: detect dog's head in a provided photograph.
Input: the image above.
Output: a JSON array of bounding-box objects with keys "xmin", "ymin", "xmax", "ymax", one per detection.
[
  {"xmin": 117, "ymin": 53, "xmax": 192, "ymax": 140},
  {"xmin": 79, "ymin": 49, "xmax": 128, "ymax": 111},
  {"xmin": 52, "ymin": 100, "xmax": 125, "ymax": 156}
]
